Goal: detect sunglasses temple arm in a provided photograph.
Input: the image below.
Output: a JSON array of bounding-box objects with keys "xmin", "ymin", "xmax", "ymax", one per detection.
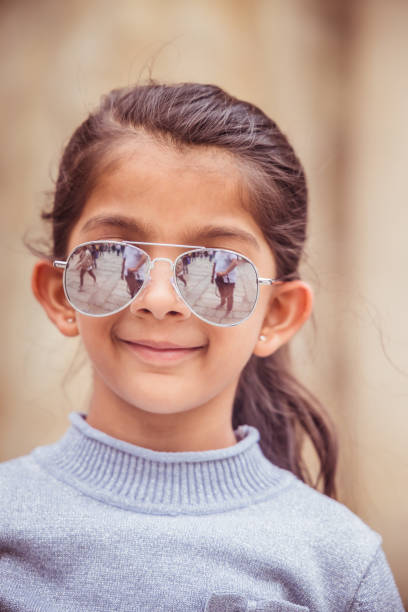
[
  {"xmin": 53, "ymin": 261, "xmax": 67, "ymax": 269},
  {"xmin": 258, "ymin": 278, "xmax": 279, "ymax": 286}
]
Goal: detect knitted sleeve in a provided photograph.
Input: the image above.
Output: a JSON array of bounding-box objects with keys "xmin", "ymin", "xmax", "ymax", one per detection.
[{"xmin": 348, "ymin": 544, "xmax": 405, "ymax": 611}]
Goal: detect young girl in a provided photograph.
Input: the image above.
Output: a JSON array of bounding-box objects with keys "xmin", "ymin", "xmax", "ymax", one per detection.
[{"xmin": 0, "ymin": 82, "xmax": 404, "ymax": 611}]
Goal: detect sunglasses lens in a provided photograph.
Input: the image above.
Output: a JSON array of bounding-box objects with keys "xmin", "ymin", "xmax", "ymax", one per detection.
[
  {"xmin": 64, "ymin": 243, "xmax": 149, "ymax": 315},
  {"xmin": 175, "ymin": 249, "xmax": 258, "ymax": 325}
]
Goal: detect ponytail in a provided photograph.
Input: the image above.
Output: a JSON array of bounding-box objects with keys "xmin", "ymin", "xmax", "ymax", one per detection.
[{"xmin": 234, "ymin": 346, "xmax": 338, "ymax": 498}]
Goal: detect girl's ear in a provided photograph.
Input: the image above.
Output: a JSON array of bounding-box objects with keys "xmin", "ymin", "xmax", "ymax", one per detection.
[
  {"xmin": 31, "ymin": 260, "xmax": 79, "ymax": 337},
  {"xmin": 253, "ymin": 280, "xmax": 313, "ymax": 357}
]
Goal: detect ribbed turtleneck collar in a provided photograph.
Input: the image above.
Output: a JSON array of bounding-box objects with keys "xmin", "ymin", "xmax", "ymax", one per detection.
[{"xmin": 32, "ymin": 412, "xmax": 294, "ymax": 516}]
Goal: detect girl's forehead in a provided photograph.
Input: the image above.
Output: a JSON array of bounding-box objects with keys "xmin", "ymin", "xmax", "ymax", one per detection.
[
  {"xmin": 100, "ymin": 135, "xmax": 240, "ymax": 180},
  {"xmin": 93, "ymin": 138, "xmax": 243, "ymax": 199},
  {"xmin": 70, "ymin": 140, "xmax": 266, "ymax": 248}
]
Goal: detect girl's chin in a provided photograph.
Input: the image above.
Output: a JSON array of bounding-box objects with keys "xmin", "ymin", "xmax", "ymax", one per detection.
[{"xmin": 117, "ymin": 388, "xmax": 202, "ymax": 416}]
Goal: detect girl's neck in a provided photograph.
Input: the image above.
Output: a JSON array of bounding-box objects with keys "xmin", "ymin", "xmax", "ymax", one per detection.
[{"xmin": 86, "ymin": 380, "xmax": 239, "ymax": 452}]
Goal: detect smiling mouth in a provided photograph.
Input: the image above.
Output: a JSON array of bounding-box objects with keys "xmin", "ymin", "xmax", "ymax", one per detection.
[{"xmin": 120, "ymin": 339, "xmax": 205, "ymax": 363}]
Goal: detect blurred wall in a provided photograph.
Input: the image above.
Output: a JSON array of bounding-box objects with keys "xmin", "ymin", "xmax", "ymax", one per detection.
[{"xmin": 0, "ymin": 0, "xmax": 407, "ymax": 605}]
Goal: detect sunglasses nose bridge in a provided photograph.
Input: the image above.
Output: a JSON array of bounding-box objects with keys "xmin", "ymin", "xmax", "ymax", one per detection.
[
  {"xmin": 148, "ymin": 257, "xmax": 175, "ymax": 282},
  {"xmin": 150, "ymin": 256, "xmax": 174, "ymax": 269},
  {"xmin": 131, "ymin": 256, "xmax": 189, "ymax": 318},
  {"xmin": 143, "ymin": 256, "xmax": 178, "ymax": 292}
]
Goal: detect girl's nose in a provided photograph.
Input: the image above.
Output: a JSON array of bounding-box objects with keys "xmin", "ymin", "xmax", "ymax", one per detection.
[{"xmin": 128, "ymin": 259, "xmax": 191, "ymax": 321}]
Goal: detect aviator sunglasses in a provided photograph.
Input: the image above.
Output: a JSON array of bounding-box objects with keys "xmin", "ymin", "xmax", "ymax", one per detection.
[{"xmin": 54, "ymin": 240, "xmax": 280, "ymax": 327}]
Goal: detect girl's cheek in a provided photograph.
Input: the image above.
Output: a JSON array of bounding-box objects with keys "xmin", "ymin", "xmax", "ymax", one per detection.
[{"xmin": 209, "ymin": 329, "xmax": 255, "ymax": 372}]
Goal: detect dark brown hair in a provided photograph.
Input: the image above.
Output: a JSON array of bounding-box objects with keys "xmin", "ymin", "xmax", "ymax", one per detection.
[{"xmin": 36, "ymin": 81, "xmax": 338, "ymax": 497}]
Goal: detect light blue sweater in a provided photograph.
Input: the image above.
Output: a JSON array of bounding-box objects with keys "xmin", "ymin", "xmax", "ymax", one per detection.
[{"xmin": 0, "ymin": 411, "xmax": 404, "ymax": 611}]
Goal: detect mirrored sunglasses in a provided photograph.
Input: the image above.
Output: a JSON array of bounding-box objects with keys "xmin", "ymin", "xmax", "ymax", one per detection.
[{"xmin": 54, "ymin": 240, "xmax": 279, "ymax": 327}]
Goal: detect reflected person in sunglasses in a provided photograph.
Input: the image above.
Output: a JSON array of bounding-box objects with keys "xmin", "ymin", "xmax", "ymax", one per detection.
[
  {"xmin": 76, "ymin": 246, "xmax": 96, "ymax": 291},
  {"xmin": 211, "ymin": 250, "xmax": 238, "ymax": 314},
  {"xmin": 10, "ymin": 82, "xmax": 403, "ymax": 611},
  {"xmin": 121, "ymin": 243, "xmax": 148, "ymax": 298}
]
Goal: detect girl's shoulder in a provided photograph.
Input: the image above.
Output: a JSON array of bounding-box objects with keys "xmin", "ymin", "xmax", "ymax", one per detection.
[
  {"xmin": 0, "ymin": 452, "xmax": 35, "ymax": 478},
  {"xmin": 0, "ymin": 451, "xmax": 55, "ymax": 514},
  {"xmin": 276, "ymin": 475, "xmax": 404, "ymax": 610},
  {"xmin": 242, "ymin": 468, "xmax": 402, "ymax": 609},
  {"xmin": 257, "ymin": 467, "xmax": 383, "ymax": 566}
]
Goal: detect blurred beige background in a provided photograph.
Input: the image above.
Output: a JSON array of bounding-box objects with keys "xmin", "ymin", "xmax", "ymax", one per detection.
[{"xmin": 0, "ymin": 0, "xmax": 407, "ymax": 605}]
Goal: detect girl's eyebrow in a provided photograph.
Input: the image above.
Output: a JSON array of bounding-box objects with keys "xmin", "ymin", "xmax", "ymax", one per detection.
[
  {"xmin": 186, "ymin": 224, "xmax": 260, "ymax": 250},
  {"xmin": 80, "ymin": 215, "xmax": 260, "ymax": 250},
  {"xmin": 80, "ymin": 215, "xmax": 153, "ymax": 237}
]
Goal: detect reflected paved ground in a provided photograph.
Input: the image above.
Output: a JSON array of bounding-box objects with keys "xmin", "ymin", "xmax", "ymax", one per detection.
[
  {"xmin": 66, "ymin": 252, "xmax": 131, "ymax": 315},
  {"xmin": 66, "ymin": 253, "xmax": 257, "ymax": 323}
]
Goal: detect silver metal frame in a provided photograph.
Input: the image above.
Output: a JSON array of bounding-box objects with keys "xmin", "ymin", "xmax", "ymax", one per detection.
[{"xmin": 54, "ymin": 240, "xmax": 279, "ymax": 327}]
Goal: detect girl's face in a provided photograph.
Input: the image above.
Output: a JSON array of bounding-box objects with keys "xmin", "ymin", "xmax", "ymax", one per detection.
[{"xmin": 43, "ymin": 136, "xmax": 311, "ymax": 449}]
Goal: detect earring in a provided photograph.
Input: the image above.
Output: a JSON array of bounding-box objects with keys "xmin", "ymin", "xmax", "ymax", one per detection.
[
  {"xmin": 67, "ymin": 317, "xmax": 75, "ymax": 324},
  {"xmin": 259, "ymin": 334, "xmax": 266, "ymax": 342}
]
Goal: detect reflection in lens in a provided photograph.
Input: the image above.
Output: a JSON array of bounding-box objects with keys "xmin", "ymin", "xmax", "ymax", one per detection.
[
  {"xmin": 64, "ymin": 243, "xmax": 149, "ymax": 315},
  {"xmin": 175, "ymin": 249, "xmax": 258, "ymax": 325}
]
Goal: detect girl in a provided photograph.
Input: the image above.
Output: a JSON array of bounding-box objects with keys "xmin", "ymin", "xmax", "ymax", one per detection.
[{"xmin": 0, "ymin": 82, "xmax": 404, "ymax": 611}]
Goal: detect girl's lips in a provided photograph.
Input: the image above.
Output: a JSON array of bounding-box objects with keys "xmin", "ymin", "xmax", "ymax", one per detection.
[
  {"xmin": 120, "ymin": 340, "xmax": 205, "ymax": 364},
  {"xmin": 127, "ymin": 339, "xmax": 201, "ymax": 350}
]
